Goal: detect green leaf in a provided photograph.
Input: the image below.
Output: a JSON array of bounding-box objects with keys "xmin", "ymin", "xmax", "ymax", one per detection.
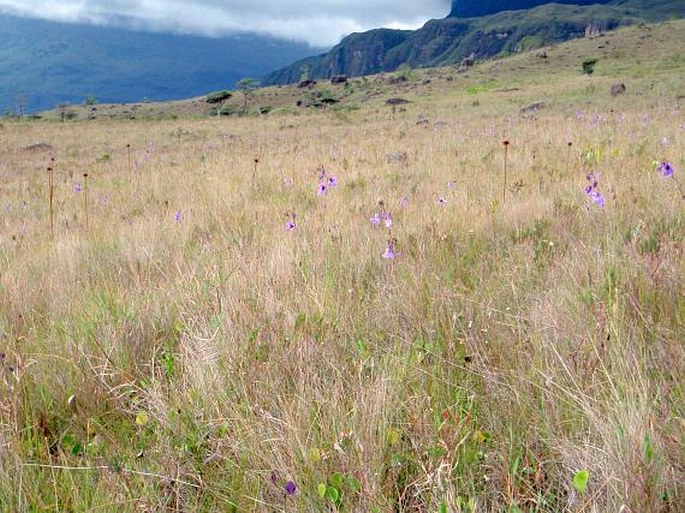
[
  {"xmin": 386, "ymin": 428, "xmax": 400, "ymax": 447},
  {"xmin": 71, "ymin": 442, "xmax": 83, "ymax": 456},
  {"xmin": 345, "ymin": 476, "xmax": 361, "ymax": 493},
  {"xmin": 439, "ymin": 500, "xmax": 448, "ymax": 513},
  {"xmin": 572, "ymin": 469, "xmax": 590, "ymax": 495},
  {"xmin": 317, "ymin": 483, "xmax": 327, "ymax": 499},
  {"xmin": 330, "ymin": 472, "xmax": 344, "ymax": 489},
  {"xmin": 326, "ymin": 486, "xmax": 340, "ymax": 502},
  {"xmin": 643, "ymin": 433, "xmax": 654, "ymax": 464}
]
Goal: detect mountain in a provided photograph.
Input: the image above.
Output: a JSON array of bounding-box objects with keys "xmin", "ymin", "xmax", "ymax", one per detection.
[
  {"xmin": 449, "ymin": 0, "xmax": 611, "ymax": 18},
  {"xmin": 263, "ymin": 0, "xmax": 684, "ymax": 85},
  {"xmin": 0, "ymin": 13, "xmax": 323, "ymax": 115}
]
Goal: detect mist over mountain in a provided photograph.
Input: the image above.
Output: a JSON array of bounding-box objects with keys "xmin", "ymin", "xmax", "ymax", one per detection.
[{"xmin": 0, "ymin": 13, "xmax": 322, "ymax": 114}]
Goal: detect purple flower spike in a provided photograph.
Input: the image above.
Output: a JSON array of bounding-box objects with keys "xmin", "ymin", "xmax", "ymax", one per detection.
[
  {"xmin": 74, "ymin": 183, "xmax": 82, "ymax": 193},
  {"xmin": 174, "ymin": 210, "xmax": 182, "ymax": 222},
  {"xmin": 384, "ymin": 212, "xmax": 393, "ymax": 228},
  {"xmin": 370, "ymin": 213, "xmax": 381, "ymax": 225},
  {"xmin": 328, "ymin": 176, "xmax": 338, "ymax": 188},
  {"xmin": 317, "ymin": 183, "xmax": 327, "ymax": 195},
  {"xmin": 584, "ymin": 171, "xmax": 605, "ymax": 207},
  {"xmin": 284, "ymin": 480, "xmax": 297, "ymax": 495},
  {"xmin": 657, "ymin": 161, "xmax": 674, "ymax": 178}
]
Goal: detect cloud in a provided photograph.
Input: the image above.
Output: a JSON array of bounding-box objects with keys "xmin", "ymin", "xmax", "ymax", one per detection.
[{"xmin": 0, "ymin": 0, "xmax": 451, "ymax": 46}]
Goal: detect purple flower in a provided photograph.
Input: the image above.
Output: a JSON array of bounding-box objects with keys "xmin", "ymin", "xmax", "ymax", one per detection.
[
  {"xmin": 371, "ymin": 210, "xmax": 392, "ymax": 228},
  {"xmin": 74, "ymin": 183, "xmax": 82, "ymax": 193},
  {"xmin": 584, "ymin": 172, "xmax": 605, "ymax": 207},
  {"xmin": 590, "ymin": 190, "xmax": 605, "ymax": 206},
  {"xmin": 284, "ymin": 480, "xmax": 297, "ymax": 495},
  {"xmin": 316, "ymin": 165, "xmax": 338, "ymax": 195},
  {"xmin": 657, "ymin": 161, "xmax": 674, "ymax": 178},
  {"xmin": 447, "ymin": 181, "xmax": 456, "ymax": 189},
  {"xmin": 437, "ymin": 197, "xmax": 447, "ymax": 206},
  {"xmin": 285, "ymin": 212, "xmax": 297, "ymax": 231},
  {"xmin": 399, "ymin": 196, "xmax": 409, "ymax": 208},
  {"xmin": 317, "ymin": 165, "xmax": 327, "ymax": 181},
  {"xmin": 174, "ymin": 210, "xmax": 182, "ymax": 222},
  {"xmin": 382, "ymin": 239, "xmax": 396, "ymax": 260}
]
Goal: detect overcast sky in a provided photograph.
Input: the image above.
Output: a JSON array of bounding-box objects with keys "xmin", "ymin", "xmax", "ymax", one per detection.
[{"xmin": 0, "ymin": 1, "xmax": 452, "ymax": 47}]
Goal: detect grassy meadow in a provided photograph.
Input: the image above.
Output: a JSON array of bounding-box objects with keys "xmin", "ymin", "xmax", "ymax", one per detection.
[{"xmin": 0, "ymin": 21, "xmax": 683, "ymax": 512}]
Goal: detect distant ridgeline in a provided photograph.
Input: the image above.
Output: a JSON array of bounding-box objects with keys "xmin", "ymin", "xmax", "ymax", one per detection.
[{"xmin": 449, "ymin": 0, "xmax": 612, "ymax": 18}]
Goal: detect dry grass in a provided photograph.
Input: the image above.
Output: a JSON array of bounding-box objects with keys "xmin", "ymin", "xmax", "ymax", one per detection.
[{"xmin": 0, "ymin": 21, "xmax": 683, "ymax": 513}]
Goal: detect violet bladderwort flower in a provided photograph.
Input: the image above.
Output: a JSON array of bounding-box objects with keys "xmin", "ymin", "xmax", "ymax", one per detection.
[
  {"xmin": 383, "ymin": 211, "xmax": 393, "ymax": 228},
  {"xmin": 657, "ymin": 160, "xmax": 674, "ymax": 178},
  {"xmin": 284, "ymin": 480, "xmax": 297, "ymax": 496},
  {"xmin": 174, "ymin": 210, "xmax": 183, "ymax": 222},
  {"xmin": 285, "ymin": 212, "xmax": 297, "ymax": 231},
  {"xmin": 316, "ymin": 164, "xmax": 337, "ymax": 195},
  {"xmin": 382, "ymin": 238, "xmax": 397, "ymax": 260},
  {"xmin": 370, "ymin": 200, "xmax": 392, "ymax": 228}
]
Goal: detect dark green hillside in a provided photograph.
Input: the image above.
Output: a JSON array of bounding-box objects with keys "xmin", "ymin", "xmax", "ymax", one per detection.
[
  {"xmin": 449, "ymin": 0, "xmax": 612, "ymax": 18},
  {"xmin": 0, "ymin": 14, "xmax": 323, "ymax": 114},
  {"xmin": 262, "ymin": 0, "xmax": 684, "ymax": 85}
]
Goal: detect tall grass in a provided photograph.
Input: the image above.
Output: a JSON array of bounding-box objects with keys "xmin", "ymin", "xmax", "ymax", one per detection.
[{"xmin": 0, "ymin": 42, "xmax": 683, "ymax": 513}]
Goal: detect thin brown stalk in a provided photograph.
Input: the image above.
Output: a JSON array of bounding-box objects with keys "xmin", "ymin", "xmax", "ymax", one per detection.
[
  {"xmin": 503, "ymin": 139, "xmax": 510, "ymax": 203},
  {"xmin": 47, "ymin": 160, "xmax": 55, "ymax": 237}
]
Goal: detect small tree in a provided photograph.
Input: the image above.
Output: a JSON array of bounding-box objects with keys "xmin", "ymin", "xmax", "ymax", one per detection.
[
  {"xmin": 206, "ymin": 90, "xmax": 233, "ymax": 116},
  {"xmin": 236, "ymin": 78, "xmax": 259, "ymax": 115},
  {"xmin": 582, "ymin": 58, "xmax": 598, "ymax": 75}
]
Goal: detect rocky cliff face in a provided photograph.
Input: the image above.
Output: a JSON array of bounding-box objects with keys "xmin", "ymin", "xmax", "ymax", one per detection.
[{"xmin": 449, "ymin": 0, "xmax": 612, "ymax": 18}]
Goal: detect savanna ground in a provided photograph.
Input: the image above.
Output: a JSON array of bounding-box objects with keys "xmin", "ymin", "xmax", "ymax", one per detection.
[{"xmin": 0, "ymin": 21, "xmax": 683, "ymax": 513}]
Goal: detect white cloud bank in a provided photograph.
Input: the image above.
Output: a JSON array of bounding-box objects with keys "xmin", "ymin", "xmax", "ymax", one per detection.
[{"xmin": 0, "ymin": 0, "xmax": 452, "ymax": 46}]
